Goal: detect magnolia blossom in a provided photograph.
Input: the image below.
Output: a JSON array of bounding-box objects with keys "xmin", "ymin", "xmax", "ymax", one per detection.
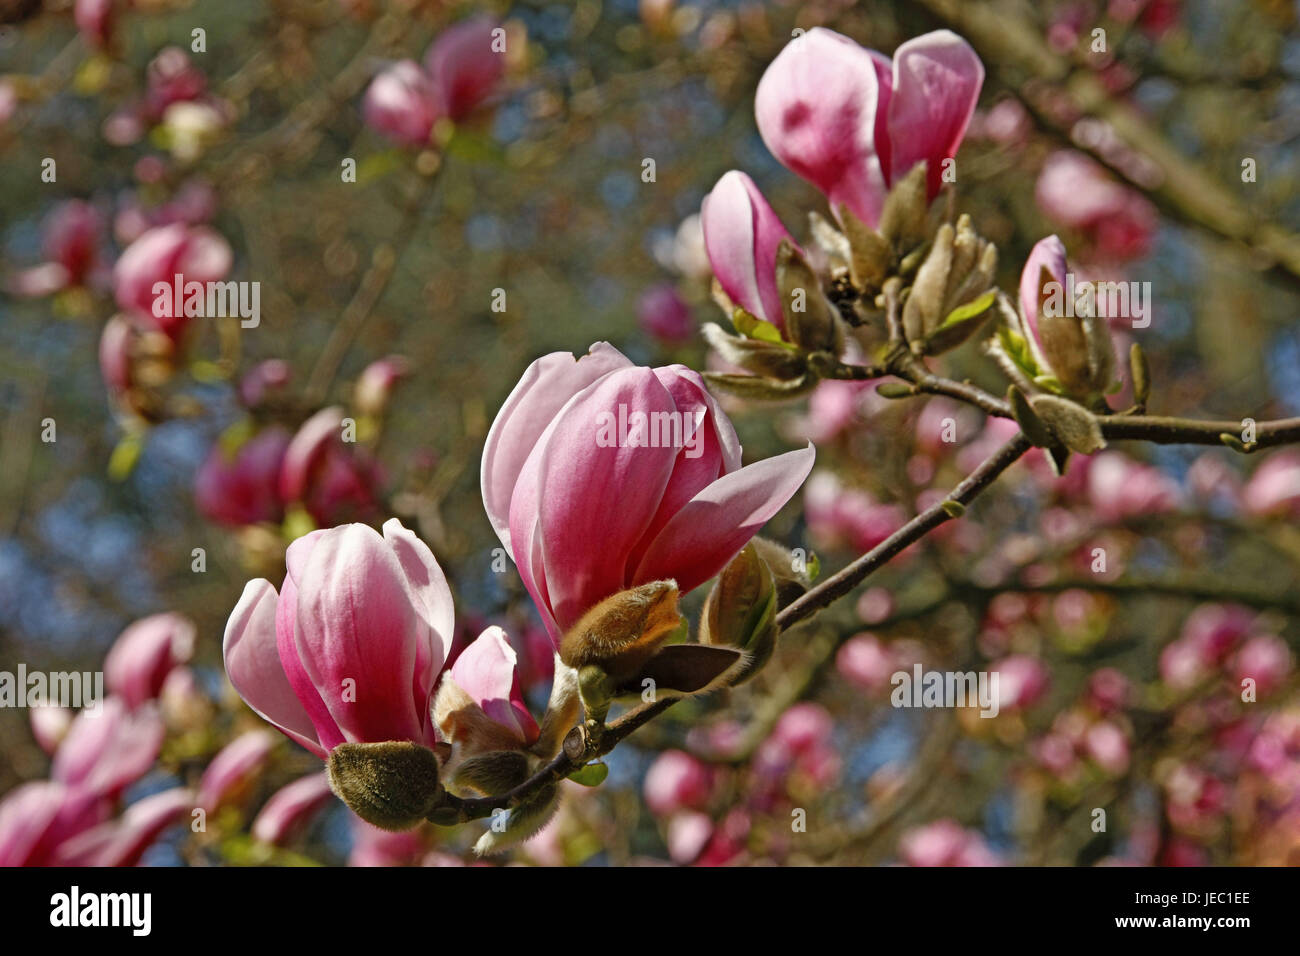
[
  {"xmin": 804, "ymin": 470, "xmax": 907, "ymax": 556},
  {"xmin": 51, "ymin": 698, "xmax": 165, "ymax": 801},
  {"xmin": 104, "ymin": 612, "xmax": 196, "ymax": 709},
  {"xmin": 1242, "ymin": 451, "xmax": 1300, "ymax": 518},
  {"xmin": 195, "ymin": 427, "xmax": 292, "ymax": 527},
  {"xmin": 436, "ymin": 625, "xmax": 540, "ymax": 749},
  {"xmin": 755, "ymin": 28, "xmax": 983, "ymax": 227},
  {"xmin": 643, "ymin": 750, "xmax": 713, "ymax": 817},
  {"xmin": 223, "ymin": 519, "xmax": 454, "ymax": 757},
  {"xmin": 481, "ymin": 342, "xmax": 814, "ymax": 639},
  {"xmin": 637, "ymin": 283, "xmax": 695, "ymax": 345},
  {"xmin": 700, "ymin": 170, "xmax": 797, "ymax": 328},
  {"xmin": 112, "ymin": 223, "xmax": 233, "ymax": 340},
  {"xmin": 51, "ymin": 788, "xmax": 192, "ymax": 867},
  {"xmin": 252, "ymin": 772, "xmax": 335, "ymax": 846},
  {"xmin": 279, "ymin": 407, "xmax": 384, "ymax": 526},
  {"xmin": 1086, "ymin": 451, "xmax": 1181, "ymax": 522},
  {"xmin": 11, "ymin": 199, "xmax": 104, "ymax": 297},
  {"xmin": 197, "ymin": 730, "xmax": 277, "ymax": 812},
  {"xmin": 362, "ymin": 60, "xmax": 442, "ymax": 148},
  {"xmin": 1035, "ymin": 151, "xmax": 1157, "ymax": 262},
  {"xmin": 899, "ymin": 819, "xmax": 1002, "ymax": 866},
  {"xmin": 423, "ymin": 16, "xmax": 506, "ymax": 121}
]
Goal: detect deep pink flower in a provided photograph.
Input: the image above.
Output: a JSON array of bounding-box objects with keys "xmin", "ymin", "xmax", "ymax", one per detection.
[
  {"xmin": 637, "ymin": 283, "xmax": 695, "ymax": 345},
  {"xmin": 481, "ymin": 342, "xmax": 815, "ymax": 639},
  {"xmin": 755, "ymin": 28, "xmax": 983, "ymax": 228},
  {"xmin": 51, "ymin": 698, "xmax": 165, "ymax": 801},
  {"xmin": 1232, "ymin": 635, "xmax": 1292, "ymax": 697},
  {"xmin": 52, "ymin": 787, "xmax": 192, "ymax": 867},
  {"xmin": 700, "ymin": 171, "xmax": 798, "ymax": 328},
  {"xmin": 239, "ymin": 359, "xmax": 292, "ymax": 409},
  {"xmin": 75, "ymin": 0, "xmax": 115, "ymax": 50},
  {"xmin": 197, "ymin": 730, "xmax": 277, "ymax": 812},
  {"xmin": 195, "ymin": 427, "xmax": 292, "ymax": 527},
  {"xmin": 144, "ymin": 47, "xmax": 207, "ymax": 118},
  {"xmin": 43, "ymin": 199, "xmax": 101, "ymax": 286},
  {"xmin": 444, "ymin": 626, "xmax": 540, "ymax": 747},
  {"xmin": 251, "ymin": 772, "xmax": 335, "ymax": 846},
  {"xmin": 1035, "ymin": 151, "xmax": 1157, "ymax": 261},
  {"xmin": 1086, "ymin": 667, "xmax": 1130, "ymax": 715},
  {"xmin": 362, "ymin": 60, "xmax": 442, "ymax": 148},
  {"xmin": 278, "ymin": 407, "xmax": 384, "ymax": 526},
  {"xmin": 804, "ymin": 471, "xmax": 907, "ymax": 555},
  {"xmin": 104, "ymin": 612, "xmax": 196, "ymax": 709},
  {"xmin": 423, "ymin": 16, "xmax": 506, "ymax": 121},
  {"xmin": 112, "ymin": 223, "xmax": 232, "ymax": 340},
  {"xmin": 0, "ymin": 782, "xmax": 106, "ymax": 866},
  {"xmin": 836, "ymin": 633, "xmax": 895, "ymax": 692},
  {"xmin": 1242, "ymin": 451, "xmax": 1300, "ymax": 518},
  {"xmin": 643, "ymin": 750, "xmax": 713, "ymax": 817},
  {"xmin": 223, "ymin": 519, "xmax": 454, "ymax": 757},
  {"xmin": 990, "ymin": 655, "xmax": 1050, "ymax": 711},
  {"xmin": 1087, "ymin": 451, "xmax": 1181, "ymax": 522},
  {"xmin": 899, "ymin": 819, "xmax": 1002, "ymax": 867}
]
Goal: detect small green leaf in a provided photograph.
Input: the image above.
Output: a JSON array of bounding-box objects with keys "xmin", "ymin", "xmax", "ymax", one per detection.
[
  {"xmin": 939, "ymin": 290, "xmax": 996, "ymax": 329},
  {"xmin": 567, "ymin": 762, "xmax": 609, "ymax": 788},
  {"xmin": 732, "ymin": 308, "xmax": 787, "ymax": 346}
]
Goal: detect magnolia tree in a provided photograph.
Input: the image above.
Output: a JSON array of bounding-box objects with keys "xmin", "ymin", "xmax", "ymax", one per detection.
[{"xmin": 2, "ymin": 1, "xmax": 1299, "ymax": 868}]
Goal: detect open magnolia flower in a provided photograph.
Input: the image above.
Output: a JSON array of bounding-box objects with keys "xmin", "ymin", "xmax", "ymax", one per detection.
[
  {"xmin": 223, "ymin": 518, "xmax": 454, "ymax": 757},
  {"xmin": 755, "ymin": 28, "xmax": 984, "ymax": 229},
  {"xmin": 481, "ymin": 342, "xmax": 815, "ymax": 643}
]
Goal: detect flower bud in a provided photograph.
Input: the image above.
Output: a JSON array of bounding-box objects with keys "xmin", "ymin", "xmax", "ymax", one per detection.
[
  {"xmin": 327, "ymin": 741, "xmax": 442, "ymax": 831},
  {"xmin": 701, "ymin": 171, "xmax": 798, "ymax": 330},
  {"xmin": 104, "ymin": 612, "xmax": 196, "ymax": 709}
]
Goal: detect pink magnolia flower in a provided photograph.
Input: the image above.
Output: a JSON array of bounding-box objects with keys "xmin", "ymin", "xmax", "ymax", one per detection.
[
  {"xmin": 423, "ymin": 16, "xmax": 506, "ymax": 121},
  {"xmin": 899, "ymin": 818, "xmax": 1002, "ymax": 866},
  {"xmin": 643, "ymin": 750, "xmax": 713, "ymax": 817},
  {"xmin": 836, "ymin": 633, "xmax": 895, "ymax": 692},
  {"xmin": 75, "ymin": 0, "xmax": 116, "ymax": 49},
  {"xmin": 637, "ymin": 283, "xmax": 694, "ymax": 346},
  {"xmin": 52, "ymin": 787, "xmax": 193, "ymax": 867},
  {"xmin": 279, "ymin": 407, "xmax": 384, "ymax": 526},
  {"xmin": 755, "ymin": 28, "xmax": 983, "ymax": 228},
  {"xmin": 112, "ymin": 223, "xmax": 233, "ymax": 340},
  {"xmin": 349, "ymin": 818, "xmax": 425, "ymax": 867},
  {"xmin": 1232, "ymin": 635, "xmax": 1292, "ymax": 697},
  {"xmin": 0, "ymin": 782, "xmax": 106, "ymax": 867},
  {"xmin": 1083, "ymin": 720, "xmax": 1130, "ymax": 775},
  {"xmin": 104, "ymin": 612, "xmax": 196, "ymax": 709},
  {"xmin": 362, "ymin": 60, "xmax": 442, "ymax": 148},
  {"xmin": 990, "ymin": 655, "xmax": 1050, "ymax": 711},
  {"xmin": 251, "ymin": 772, "xmax": 335, "ymax": 846},
  {"xmin": 1087, "ymin": 451, "xmax": 1181, "ymax": 522},
  {"xmin": 481, "ymin": 342, "xmax": 815, "ymax": 639},
  {"xmin": 354, "ymin": 355, "xmax": 410, "ymax": 417},
  {"xmin": 665, "ymin": 810, "xmax": 714, "ymax": 865},
  {"xmin": 700, "ymin": 170, "xmax": 798, "ymax": 328},
  {"xmin": 1035, "ymin": 151, "xmax": 1157, "ymax": 262},
  {"xmin": 804, "ymin": 470, "xmax": 907, "ymax": 555},
  {"xmin": 1086, "ymin": 667, "xmax": 1131, "ymax": 715},
  {"xmin": 1242, "ymin": 451, "xmax": 1300, "ymax": 518},
  {"xmin": 223, "ymin": 519, "xmax": 454, "ymax": 757},
  {"xmin": 145, "ymin": 47, "xmax": 207, "ymax": 118},
  {"xmin": 441, "ymin": 626, "xmax": 540, "ymax": 747},
  {"xmin": 197, "ymin": 730, "xmax": 277, "ymax": 812},
  {"xmin": 195, "ymin": 427, "xmax": 292, "ymax": 527},
  {"xmin": 51, "ymin": 698, "xmax": 165, "ymax": 802}
]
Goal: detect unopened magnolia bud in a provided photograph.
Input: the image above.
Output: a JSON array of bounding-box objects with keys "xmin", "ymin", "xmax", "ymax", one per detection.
[
  {"xmin": 1130, "ymin": 342, "xmax": 1150, "ymax": 407},
  {"xmin": 837, "ymin": 204, "xmax": 893, "ymax": 292},
  {"xmin": 776, "ymin": 241, "xmax": 843, "ymax": 355},
  {"xmin": 700, "ymin": 543, "xmax": 776, "ymax": 650},
  {"xmin": 1007, "ymin": 385, "xmax": 1054, "ymax": 449},
  {"xmin": 702, "ymin": 323, "xmax": 808, "ymax": 382},
  {"xmin": 452, "ymin": 750, "xmax": 532, "ymax": 797},
  {"xmin": 1029, "ymin": 394, "xmax": 1107, "ymax": 455},
  {"xmin": 473, "ymin": 783, "xmax": 560, "ymax": 857},
  {"xmin": 559, "ymin": 580, "xmax": 683, "ymax": 680},
  {"xmin": 877, "ymin": 163, "xmax": 929, "ymax": 253},
  {"xmin": 327, "ymin": 741, "xmax": 442, "ymax": 831},
  {"xmin": 876, "ymin": 382, "xmax": 916, "ymax": 399},
  {"xmin": 703, "ymin": 371, "xmax": 818, "ymax": 400},
  {"xmin": 749, "ymin": 536, "xmax": 816, "ymax": 608},
  {"xmin": 902, "ymin": 222, "xmax": 954, "ymax": 344}
]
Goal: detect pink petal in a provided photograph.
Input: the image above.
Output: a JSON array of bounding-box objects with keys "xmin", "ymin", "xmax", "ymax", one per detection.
[
  {"xmin": 632, "ymin": 443, "xmax": 816, "ymax": 595},
  {"xmin": 886, "ymin": 30, "xmax": 984, "ymax": 199},
  {"xmin": 382, "ymin": 517, "xmax": 454, "ymax": 707},
  {"xmin": 754, "ymin": 28, "xmax": 891, "ymax": 228},
  {"xmin": 481, "ymin": 342, "xmax": 632, "ymax": 549},
  {"xmin": 700, "ymin": 170, "xmax": 797, "ymax": 326},
  {"xmin": 224, "ymin": 577, "xmax": 325, "ymax": 756},
  {"xmin": 510, "ymin": 367, "xmax": 681, "ymax": 632}
]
